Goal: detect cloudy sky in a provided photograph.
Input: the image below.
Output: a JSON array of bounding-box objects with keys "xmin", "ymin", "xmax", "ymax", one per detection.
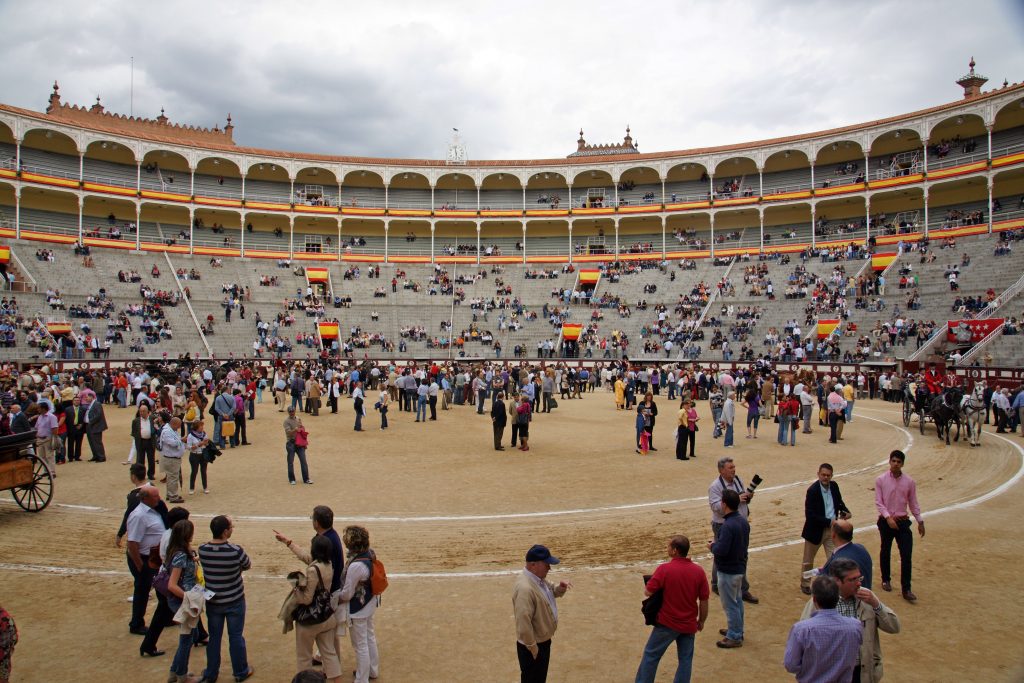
[{"xmin": 1, "ymin": 1, "xmax": 1023, "ymax": 161}]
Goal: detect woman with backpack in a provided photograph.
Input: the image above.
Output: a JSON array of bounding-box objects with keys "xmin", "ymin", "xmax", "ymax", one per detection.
[{"xmin": 340, "ymin": 526, "xmax": 381, "ymax": 683}]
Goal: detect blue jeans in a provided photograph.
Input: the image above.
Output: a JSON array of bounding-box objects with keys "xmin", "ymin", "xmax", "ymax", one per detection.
[
  {"xmin": 635, "ymin": 626, "xmax": 695, "ymax": 683},
  {"xmin": 777, "ymin": 417, "xmax": 790, "ymax": 444},
  {"xmin": 723, "ymin": 423, "xmax": 734, "ymax": 447},
  {"xmin": 202, "ymin": 598, "xmax": 249, "ymax": 682},
  {"xmin": 845, "ymin": 400, "xmax": 855, "ymax": 422},
  {"xmin": 717, "ymin": 570, "xmax": 744, "ymax": 641},
  {"xmin": 285, "ymin": 441, "xmax": 309, "ymax": 483},
  {"xmin": 213, "ymin": 416, "xmax": 224, "ymax": 447},
  {"xmin": 168, "ymin": 597, "xmax": 196, "ymax": 676},
  {"xmin": 416, "ymin": 396, "xmax": 427, "ymax": 421}
]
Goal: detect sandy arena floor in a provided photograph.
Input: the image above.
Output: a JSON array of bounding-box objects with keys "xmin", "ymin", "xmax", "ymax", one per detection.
[{"xmin": 1, "ymin": 390, "xmax": 1023, "ymax": 682}]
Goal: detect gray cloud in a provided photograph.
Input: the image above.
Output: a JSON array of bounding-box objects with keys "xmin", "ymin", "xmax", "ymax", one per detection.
[{"xmin": 1, "ymin": 0, "xmax": 1022, "ymax": 161}]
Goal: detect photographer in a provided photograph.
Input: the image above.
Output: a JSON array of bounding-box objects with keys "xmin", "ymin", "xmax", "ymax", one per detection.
[{"xmin": 707, "ymin": 457, "xmax": 759, "ymax": 604}]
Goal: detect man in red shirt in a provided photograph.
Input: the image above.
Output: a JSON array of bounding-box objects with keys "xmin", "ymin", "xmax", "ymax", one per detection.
[
  {"xmin": 635, "ymin": 535, "xmax": 709, "ymax": 683},
  {"xmin": 923, "ymin": 363, "xmax": 943, "ymax": 396}
]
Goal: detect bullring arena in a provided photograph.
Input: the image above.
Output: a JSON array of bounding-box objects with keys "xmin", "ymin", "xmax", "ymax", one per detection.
[{"xmin": 1, "ymin": 58, "xmax": 1024, "ymax": 682}]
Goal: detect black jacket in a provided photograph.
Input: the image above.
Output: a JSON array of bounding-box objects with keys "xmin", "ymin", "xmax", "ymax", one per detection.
[
  {"xmin": 800, "ymin": 481, "xmax": 850, "ymax": 543},
  {"xmin": 491, "ymin": 399, "xmax": 507, "ymax": 427}
]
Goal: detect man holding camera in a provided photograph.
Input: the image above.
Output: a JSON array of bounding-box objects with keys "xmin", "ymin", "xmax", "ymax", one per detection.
[
  {"xmin": 707, "ymin": 457, "xmax": 758, "ymax": 604},
  {"xmin": 709, "ymin": 489, "xmax": 749, "ymax": 648}
]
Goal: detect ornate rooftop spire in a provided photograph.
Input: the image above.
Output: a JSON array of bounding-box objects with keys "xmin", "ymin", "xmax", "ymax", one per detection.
[{"xmin": 956, "ymin": 56, "xmax": 988, "ymax": 99}]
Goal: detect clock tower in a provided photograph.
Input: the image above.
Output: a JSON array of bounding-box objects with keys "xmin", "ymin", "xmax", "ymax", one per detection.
[{"xmin": 446, "ymin": 128, "xmax": 467, "ymax": 165}]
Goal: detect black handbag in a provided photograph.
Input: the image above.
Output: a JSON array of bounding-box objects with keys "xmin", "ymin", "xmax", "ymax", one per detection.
[{"xmin": 294, "ymin": 566, "xmax": 333, "ymax": 626}]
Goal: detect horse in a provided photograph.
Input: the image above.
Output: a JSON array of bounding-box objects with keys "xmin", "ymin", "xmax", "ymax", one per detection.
[
  {"xmin": 960, "ymin": 382, "xmax": 986, "ymax": 448},
  {"xmin": 929, "ymin": 387, "xmax": 964, "ymax": 445}
]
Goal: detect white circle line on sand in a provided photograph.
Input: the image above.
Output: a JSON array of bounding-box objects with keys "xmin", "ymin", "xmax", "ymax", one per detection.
[
  {"xmin": 0, "ymin": 411, "xmax": 946, "ymax": 579},
  {"xmin": 0, "ymin": 414, "xmax": 901, "ymax": 523},
  {"xmin": 5, "ymin": 412, "xmax": 1019, "ymax": 579}
]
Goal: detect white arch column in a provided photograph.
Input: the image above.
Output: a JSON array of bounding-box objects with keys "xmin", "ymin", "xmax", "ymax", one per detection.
[
  {"xmin": 288, "ymin": 215, "xmax": 295, "ymax": 259},
  {"xmin": 810, "ymin": 162, "xmax": 815, "ymax": 191},
  {"xmin": 135, "ymin": 202, "xmax": 141, "ymax": 251},
  {"xmin": 383, "ymin": 220, "xmax": 390, "ymax": 263},
  {"xmin": 475, "ymin": 222, "xmax": 481, "ymax": 265},
  {"xmin": 922, "ymin": 188, "xmax": 929, "ymax": 239},
  {"xmin": 810, "ymin": 203, "xmax": 816, "ymax": 249},
  {"xmin": 430, "ymin": 220, "xmax": 436, "ymax": 265},
  {"xmin": 190, "ymin": 168, "xmax": 195, "ymax": 198},
  {"xmin": 239, "ymin": 211, "xmax": 246, "ymax": 257},
  {"xmin": 188, "ymin": 207, "xmax": 195, "ymax": 255},
  {"xmin": 865, "ymin": 196, "xmax": 871, "ymax": 244},
  {"xmin": 136, "ymin": 162, "xmax": 142, "ymax": 194},
  {"xmin": 614, "ymin": 218, "xmax": 620, "ymax": 260},
  {"xmin": 987, "ymin": 176, "xmax": 994, "ymax": 234},
  {"xmin": 77, "ymin": 195, "xmax": 83, "ymax": 242},
  {"xmin": 14, "ymin": 187, "xmax": 20, "ymax": 241},
  {"xmin": 758, "ymin": 208, "xmax": 765, "ymax": 252},
  {"xmin": 567, "ymin": 221, "xmax": 573, "ymax": 265},
  {"xmin": 709, "ymin": 213, "xmax": 715, "ymax": 257},
  {"xmin": 521, "ymin": 220, "xmax": 527, "ymax": 265},
  {"xmin": 661, "ymin": 215, "xmax": 667, "ymax": 259},
  {"xmin": 78, "ymin": 152, "xmax": 84, "ymax": 183},
  {"xmin": 336, "ymin": 217, "xmax": 342, "ymax": 262}
]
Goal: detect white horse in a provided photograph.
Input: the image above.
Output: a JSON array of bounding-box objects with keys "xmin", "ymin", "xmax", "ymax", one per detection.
[{"xmin": 961, "ymin": 381, "xmax": 986, "ymax": 447}]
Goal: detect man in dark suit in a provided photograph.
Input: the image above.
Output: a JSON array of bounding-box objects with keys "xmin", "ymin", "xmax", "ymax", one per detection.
[
  {"xmin": 491, "ymin": 391, "xmax": 507, "ymax": 451},
  {"xmin": 822, "ymin": 519, "xmax": 874, "ymax": 590},
  {"xmin": 64, "ymin": 395, "xmax": 87, "ymax": 462},
  {"xmin": 82, "ymin": 390, "xmax": 108, "ymax": 462},
  {"xmin": 800, "ymin": 463, "xmax": 850, "ymax": 594},
  {"xmin": 8, "ymin": 403, "xmax": 32, "ymax": 434},
  {"xmin": 130, "ymin": 403, "xmax": 157, "ymax": 480}
]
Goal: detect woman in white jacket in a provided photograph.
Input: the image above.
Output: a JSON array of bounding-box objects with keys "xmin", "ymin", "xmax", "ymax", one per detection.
[{"xmin": 339, "ymin": 526, "xmax": 380, "ymax": 683}]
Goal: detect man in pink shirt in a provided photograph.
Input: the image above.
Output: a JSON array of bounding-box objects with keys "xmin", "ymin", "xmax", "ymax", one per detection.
[{"xmin": 874, "ymin": 450, "xmax": 924, "ymax": 602}]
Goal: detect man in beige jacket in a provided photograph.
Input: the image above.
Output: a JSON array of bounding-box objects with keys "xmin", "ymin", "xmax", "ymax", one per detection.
[
  {"xmin": 512, "ymin": 544, "xmax": 573, "ymax": 683},
  {"xmin": 801, "ymin": 558, "xmax": 900, "ymax": 682}
]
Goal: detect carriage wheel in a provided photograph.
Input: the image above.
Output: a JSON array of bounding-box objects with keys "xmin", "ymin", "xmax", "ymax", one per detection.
[
  {"xmin": 919, "ymin": 410, "xmax": 926, "ymax": 436},
  {"xmin": 902, "ymin": 400, "xmax": 912, "ymax": 427},
  {"xmin": 11, "ymin": 454, "xmax": 54, "ymax": 512}
]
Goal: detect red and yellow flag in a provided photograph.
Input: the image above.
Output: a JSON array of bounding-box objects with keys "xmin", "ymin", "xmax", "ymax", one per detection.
[
  {"xmin": 871, "ymin": 252, "xmax": 897, "ymax": 272},
  {"xmin": 0, "ymin": 246, "xmax": 9, "ymax": 264},
  {"xmin": 318, "ymin": 322, "xmax": 339, "ymax": 339},
  {"xmin": 47, "ymin": 322, "xmax": 72, "ymax": 335},
  {"xmin": 817, "ymin": 319, "xmax": 840, "ymax": 339},
  {"xmin": 561, "ymin": 323, "xmax": 583, "ymax": 341},
  {"xmin": 307, "ymin": 267, "xmax": 329, "ymax": 283},
  {"xmin": 578, "ymin": 269, "xmax": 600, "ymax": 286}
]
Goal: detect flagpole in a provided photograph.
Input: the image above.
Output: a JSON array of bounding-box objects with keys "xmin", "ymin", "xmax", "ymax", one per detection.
[{"xmin": 130, "ymin": 56, "xmax": 134, "ymax": 116}]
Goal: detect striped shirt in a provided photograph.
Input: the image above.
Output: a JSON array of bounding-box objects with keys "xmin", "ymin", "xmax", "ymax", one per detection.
[{"xmin": 198, "ymin": 541, "xmax": 251, "ymax": 604}]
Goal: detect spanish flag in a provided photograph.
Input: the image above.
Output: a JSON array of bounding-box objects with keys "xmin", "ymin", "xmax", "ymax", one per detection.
[
  {"xmin": 318, "ymin": 321, "xmax": 339, "ymax": 340},
  {"xmin": 0, "ymin": 246, "xmax": 9, "ymax": 264},
  {"xmin": 871, "ymin": 252, "xmax": 897, "ymax": 272},
  {"xmin": 47, "ymin": 322, "xmax": 72, "ymax": 335},
  {"xmin": 307, "ymin": 267, "xmax": 329, "ymax": 283},
  {"xmin": 817, "ymin": 319, "xmax": 840, "ymax": 339},
  {"xmin": 578, "ymin": 269, "xmax": 601, "ymax": 287},
  {"xmin": 561, "ymin": 323, "xmax": 583, "ymax": 341}
]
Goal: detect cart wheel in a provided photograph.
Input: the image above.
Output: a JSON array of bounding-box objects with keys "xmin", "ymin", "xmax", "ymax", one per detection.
[
  {"xmin": 919, "ymin": 410, "xmax": 926, "ymax": 436},
  {"xmin": 902, "ymin": 400, "xmax": 912, "ymax": 427},
  {"xmin": 11, "ymin": 454, "xmax": 54, "ymax": 512}
]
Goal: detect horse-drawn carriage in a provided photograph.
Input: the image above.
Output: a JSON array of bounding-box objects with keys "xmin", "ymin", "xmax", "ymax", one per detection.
[
  {"xmin": 902, "ymin": 381, "xmax": 985, "ymax": 446},
  {"xmin": 0, "ymin": 431, "xmax": 54, "ymax": 512}
]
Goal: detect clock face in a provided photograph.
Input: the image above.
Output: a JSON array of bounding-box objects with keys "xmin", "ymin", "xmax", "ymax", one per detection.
[{"xmin": 447, "ymin": 145, "xmax": 466, "ymax": 162}]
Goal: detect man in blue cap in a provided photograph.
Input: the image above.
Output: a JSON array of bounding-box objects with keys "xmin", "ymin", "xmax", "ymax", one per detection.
[{"xmin": 512, "ymin": 544, "xmax": 573, "ymax": 683}]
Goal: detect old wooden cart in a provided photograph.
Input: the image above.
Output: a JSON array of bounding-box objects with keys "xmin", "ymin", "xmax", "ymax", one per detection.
[{"xmin": 0, "ymin": 431, "xmax": 53, "ymax": 512}]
